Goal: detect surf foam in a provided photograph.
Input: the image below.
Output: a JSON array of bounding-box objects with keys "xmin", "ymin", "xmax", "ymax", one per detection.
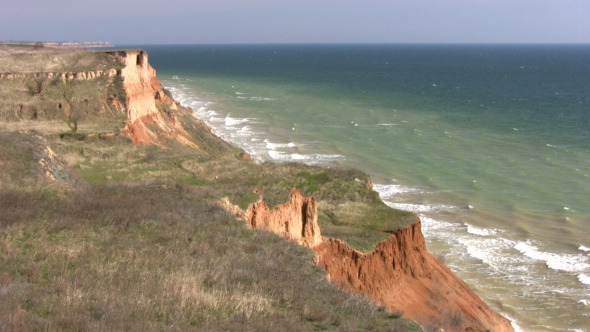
[{"xmin": 514, "ymin": 241, "xmax": 590, "ymax": 274}]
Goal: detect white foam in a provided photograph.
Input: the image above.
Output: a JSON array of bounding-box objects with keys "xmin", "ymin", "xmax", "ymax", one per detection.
[
  {"xmin": 373, "ymin": 183, "xmax": 418, "ymax": 199},
  {"xmin": 579, "ymin": 245, "xmax": 590, "ymax": 252},
  {"xmin": 578, "ymin": 274, "xmax": 590, "ymax": 285},
  {"xmin": 386, "ymin": 202, "xmax": 435, "ymax": 213},
  {"xmin": 510, "ymin": 321, "xmax": 525, "ymax": 332},
  {"xmin": 290, "ymin": 153, "xmax": 344, "ymax": 164},
  {"xmin": 268, "ymin": 150, "xmax": 288, "ymax": 160},
  {"xmin": 250, "ymin": 96, "xmax": 276, "ymax": 101},
  {"xmin": 224, "ymin": 116, "xmax": 249, "ymax": 127},
  {"xmin": 515, "ymin": 241, "xmax": 590, "ymax": 273},
  {"xmin": 385, "ymin": 202, "xmax": 455, "ymax": 214},
  {"xmin": 209, "ymin": 116, "xmax": 224, "ymax": 123},
  {"xmin": 578, "ymin": 299, "xmax": 589, "ymax": 306},
  {"xmin": 457, "ymin": 236, "xmax": 515, "ymax": 270},
  {"xmin": 465, "ymin": 223, "xmax": 498, "ymax": 236},
  {"xmin": 418, "ymin": 216, "xmax": 457, "ymax": 237},
  {"xmin": 264, "ymin": 140, "xmax": 296, "ymax": 149},
  {"xmin": 237, "ymin": 95, "xmax": 277, "ymax": 101},
  {"xmin": 265, "ymin": 150, "xmax": 344, "ymax": 164}
]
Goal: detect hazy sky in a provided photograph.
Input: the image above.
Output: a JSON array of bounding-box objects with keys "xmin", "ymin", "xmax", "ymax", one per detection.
[{"xmin": 2, "ymin": 0, "xmax": 590, "ymax": 44}]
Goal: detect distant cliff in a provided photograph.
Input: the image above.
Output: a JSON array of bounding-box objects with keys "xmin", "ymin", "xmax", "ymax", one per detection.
[{"xmin": 0, "ymin": 48, "xmax": 241, "ymax": 157}]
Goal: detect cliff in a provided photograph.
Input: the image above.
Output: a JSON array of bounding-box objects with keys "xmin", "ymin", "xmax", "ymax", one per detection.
[
  {"xmin": 1, "ymin": 48, "xmax": 512, "ymax": 331},
  {"xmin": 115, "ymin": 50, "xmax": 196, "ymax": 147},
  {"xmin": 220, "ymin": 188, "xmax": 323, "ymax": 248},
  {"xmin": 223, "ymin": 190, "xmax": 514, "ymax": 332}
]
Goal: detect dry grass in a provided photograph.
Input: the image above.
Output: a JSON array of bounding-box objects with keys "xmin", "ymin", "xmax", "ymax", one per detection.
[
  {"xmin": 0, "ymin": 184, "xmax": 420, "ymax": 331},
  {"xmin": 0, "ymin": 126, "xmax": 422, "ymax": 331},
  {"xmin": 0, "ymin": 48, "xmax": 117, "ymax": 73}
]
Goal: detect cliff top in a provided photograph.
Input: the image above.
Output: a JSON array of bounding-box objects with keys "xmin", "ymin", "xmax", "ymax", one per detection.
[{"xmin": 0, "ymin": 47, "xmax": 122, "ymax": 73}]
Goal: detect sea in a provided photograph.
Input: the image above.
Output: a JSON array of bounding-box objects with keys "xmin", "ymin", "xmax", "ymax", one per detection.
[{"xmin": 134, "ymin": 44, "xmax": 590, "ymax": 331}]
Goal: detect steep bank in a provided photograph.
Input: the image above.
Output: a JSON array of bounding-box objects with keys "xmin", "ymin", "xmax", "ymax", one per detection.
[
  {"xmin": 223, "ymin": 190, "xmax": 514, "ymax": 331},
  {"xmin": 116, "ymin": 49, "xmax": 197, "ymax": 147},
  {"xmin": 317, "ymin": 222, "xmax": 513, "ymax": 332}
]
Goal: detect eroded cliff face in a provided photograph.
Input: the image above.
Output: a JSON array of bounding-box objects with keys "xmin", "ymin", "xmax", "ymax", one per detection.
[
  {"xmin": 220, "ymin": 188, "xmax": 322, "ymax": 248},
  {"xmin": 116, "ymin": 50, "xmax": 199, "ymax": 149},
  {"xmin": 222, "ymin": 191, "xmax": 514, "ymax": 332},
  {"xmin": 317, "ymin": 222, "xmax": 514, "ymax": 332}
]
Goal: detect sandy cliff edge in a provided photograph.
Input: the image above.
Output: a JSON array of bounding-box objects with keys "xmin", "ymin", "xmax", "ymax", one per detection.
[{"xmin": 221, "ymin": 189, "xmax": 514, "ymax": 332}]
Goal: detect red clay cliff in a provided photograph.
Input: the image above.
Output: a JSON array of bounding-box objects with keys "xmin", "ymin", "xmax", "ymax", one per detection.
[{"xmin": 222, "ymin": 189, "xmax": 514, "ymax": 332}]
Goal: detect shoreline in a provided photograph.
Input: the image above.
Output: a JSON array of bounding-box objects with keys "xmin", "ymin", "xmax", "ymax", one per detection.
[
  {"xmin": 0, "ymin": 46, "xmax": 515, "ymax": 331},
  {"xmin": 158, "ymin": 73, "xmax": 589, "ymax": 331}
]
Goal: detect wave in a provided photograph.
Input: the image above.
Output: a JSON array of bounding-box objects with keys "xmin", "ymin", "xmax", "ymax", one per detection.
[
  {"xmin": 514, "ymin": 241, "xmax": 590, "ymax": 274},
  {"xmin": 237, "ymin": 96, "xmax": 277, "ymax": 101},
  {"xmin": 267, "ymin": 150, "xmax": 344, "ymax": 164},
  {"xmin": 578, "ymin": 274, "xmax": 590, "ymax": 286},
  {"xmin": 264, "ymin": 139, "xmax": 296, "ymax": 149},
  {"xmin": 386, "ymin": 202, "xmax": 456, "ymax": 213},
  {"xmin": 372, "ymin": 183, "xmax": 420, "ymax": 198},
  {"xmin": 234, "ymin": 91, "xmax": 276, "ymax": 101},
  {"xmin": 465, "ymin": 223, "xmax": 499, "ymax": 236},
  {"xmin": 224, "ymin": 115, "xmax": 250, "ymax": 127}
]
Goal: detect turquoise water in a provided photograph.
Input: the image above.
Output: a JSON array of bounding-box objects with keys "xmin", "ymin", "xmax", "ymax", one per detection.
[{"xmin": 140, "ymin": 44, "xmax": 590, "ymax": 331}]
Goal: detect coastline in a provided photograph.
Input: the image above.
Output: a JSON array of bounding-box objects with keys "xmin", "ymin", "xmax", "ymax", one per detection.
[
  {"xmin": 158, "ymin": 77, "xmax": 519, "ymax": 331},
  {"xmin": 8, "ymin": 45, "xmax": 588, "ymax": 330},
  {"xmin": 150, "ymin": 44, "xmax": 590, "ymax": 330}
]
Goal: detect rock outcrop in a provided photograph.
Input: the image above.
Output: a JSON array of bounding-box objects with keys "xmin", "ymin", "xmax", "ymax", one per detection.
[
  {"xmin": 220, "ymin": 188, "xmax": 322, "ymax": 248},
  {"xmin": 247, "ymin": 188, "xmax": 323, "ymax": 248},
  {"xmin": 222, "ymin": 190, "xmax": 514, "ymax": 332}
]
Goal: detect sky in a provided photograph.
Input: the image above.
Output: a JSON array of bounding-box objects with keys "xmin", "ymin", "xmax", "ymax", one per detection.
[{"xmin": 2, "ymin": 0, "xmax": 590, "ymax": 45}]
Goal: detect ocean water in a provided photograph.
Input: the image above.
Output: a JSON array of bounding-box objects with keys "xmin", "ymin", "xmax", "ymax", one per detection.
[{"xmin": 139, "ymin": 44, "xmax": 590, "ymax": 331}]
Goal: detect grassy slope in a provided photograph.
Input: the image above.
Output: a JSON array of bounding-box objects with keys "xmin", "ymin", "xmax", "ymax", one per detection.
[{"xmin": 0, "ymin": 48, "xmax": 420, "ymax": 331}]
